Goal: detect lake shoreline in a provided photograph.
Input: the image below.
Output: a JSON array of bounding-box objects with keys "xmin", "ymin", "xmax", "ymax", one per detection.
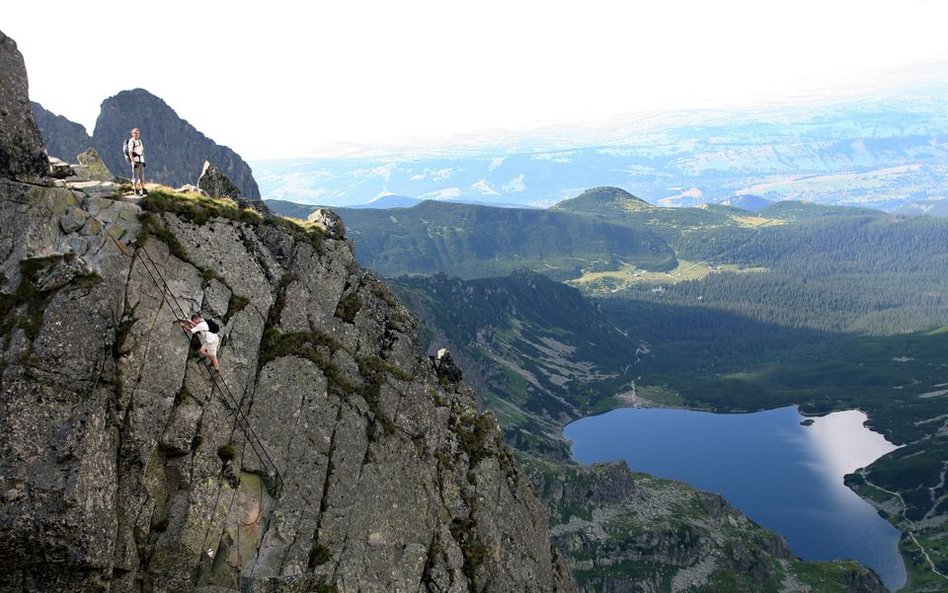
[{"xmin": 562, "ymin": 404, "xmax": 907, "ymax": 590}]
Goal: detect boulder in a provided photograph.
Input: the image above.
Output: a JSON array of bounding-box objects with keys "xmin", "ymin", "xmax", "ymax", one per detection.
[
  {"xmin": 197, "ymin": 160, "xmax": 241, "ymax": 199},
  {"xmin": 175, "ymin": 183, "xmax": 209, "ymax": 197},
  {"xmin": 0, "ymin": 30, "xmax": 49, "ymax": 181},
  {"xmin": 307, "ymin": 207, "xmax": 346, "ymax": 238},
  {"xmin": 75, "ymin": 148, "xmax": 114, "ymax": 182},
  {"xmin": 198, "ymin": 160, "xmax": 271, "ymax": 215},
  {"xmin": 47, "ymin": 156, "xmax": 73, "ymax": 179}
]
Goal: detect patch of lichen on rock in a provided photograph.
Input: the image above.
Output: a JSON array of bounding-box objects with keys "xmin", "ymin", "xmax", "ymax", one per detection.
[{"xmin": 1, "ymin": 254, "xmax": 101, "ymax": 346}]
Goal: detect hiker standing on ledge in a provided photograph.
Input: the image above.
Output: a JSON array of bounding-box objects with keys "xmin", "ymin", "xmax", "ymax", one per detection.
[
  {"xmin": 178, "ymin": 313, "xmax": 220, "ymax": 378},
  {"xmin": 126, "ymin": 128, "xmax": 147, "ymax": 196}
]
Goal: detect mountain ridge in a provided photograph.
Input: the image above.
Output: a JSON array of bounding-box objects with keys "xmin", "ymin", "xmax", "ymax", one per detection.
[
  {"xmin": 31, "ymin": 101, "xmax": 92, "ymax": 163},
  {"xmin": 94, "ymin": 89, "xmax": 261, "ymax": 199},
  {"xmin": 31, "ymin": 89, "xmax": 262, "ymax": 200},
  {"xmin": 331, "ymin": 198, "xmax": 678, "ymax": 280},
  {"xmin": 0, "ymin": 30, "xmax": 574, "ymax": 593}
]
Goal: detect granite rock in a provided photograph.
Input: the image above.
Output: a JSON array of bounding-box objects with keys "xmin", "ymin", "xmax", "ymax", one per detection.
[
  {"xmin": 0, "ymin": 30, "xmax": 48, "ymax": 181},
  {"xmin": 0, "ymin": 175, "xmax": 575, "ymax": 593},
  {"xmin": 91, "ymin": 89, "xmax": 261, "ymax": 198},
  {"xmin": 198, "ymin": 160, "xmax": 270, "ymax": 215},
  {"xmin": 32, "ymin": 101, "xmax": 93, "ymax": 162}
]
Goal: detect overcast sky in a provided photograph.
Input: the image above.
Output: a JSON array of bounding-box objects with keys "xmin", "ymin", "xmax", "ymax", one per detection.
[{"xmin": 5, "ymin": 0, "xmax": 948, "ymax": 160}]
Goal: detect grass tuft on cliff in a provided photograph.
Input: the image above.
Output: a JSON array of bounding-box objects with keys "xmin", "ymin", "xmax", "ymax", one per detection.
[{"xmin": 139, "ymin": 187, "xmax": 325, "ymax": 249}]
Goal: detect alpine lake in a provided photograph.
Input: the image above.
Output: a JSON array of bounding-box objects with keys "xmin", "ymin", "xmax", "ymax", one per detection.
[{"xmin": 563, "ymin": 405, "xmax": 906, "ymax": 591}]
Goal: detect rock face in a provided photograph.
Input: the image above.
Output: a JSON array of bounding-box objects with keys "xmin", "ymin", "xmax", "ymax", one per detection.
[
  {"xmin": 91, "ymin": 89, "xmax": 261, "ymax": 198},
  {"xmin": 0, "ymin": 183, "xmax": 574, "ymax": 591},
  {"xmin": 31, "ymin": 101, "xmax": 93, "ymax": 161},
  {"xmin": 197, "ymin": 160, "xmax": 241, "ymax": 200},
  {"xmin": 198, "ymin": 160, "xmax": 270, "ymax": 215},
  {"xmin": 75, "ymin": 148, "xmax": 115, "ymax": 182},
  {"xmin": 307, "ymin": 208, "xmax": 346, "ymax": 239},
  {"xmin": 531, "ymin": 460, "xmax": 888, "ymax": 593},
  {"xmin": 0, "ymin": 31, "xmax": 48, "ymax": 181}
]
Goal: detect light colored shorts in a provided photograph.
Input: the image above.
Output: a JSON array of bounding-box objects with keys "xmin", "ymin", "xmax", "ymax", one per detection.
[{"xmin": 203, "ymin": 338, "xmax": 219, "ymax": 358}]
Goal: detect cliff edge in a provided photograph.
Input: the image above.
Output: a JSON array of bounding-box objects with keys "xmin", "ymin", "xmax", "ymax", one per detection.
[{"xmin": 0, "ymin": 29, "xmax": 574, "ymax": 593}]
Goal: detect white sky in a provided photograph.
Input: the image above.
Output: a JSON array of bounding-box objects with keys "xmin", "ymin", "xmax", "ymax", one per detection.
[{"xmin": 5, "ymin": 0, "xmax": 948, "ymax": 159}]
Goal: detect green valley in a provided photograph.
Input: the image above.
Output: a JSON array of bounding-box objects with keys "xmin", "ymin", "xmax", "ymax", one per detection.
[
  {"xmin": 271, "ymin": 188, "xmax": 948, "ymax": 592},
  {"xmin": 335, "ymin": 198, "xmax": 677, "ymax": 280}
]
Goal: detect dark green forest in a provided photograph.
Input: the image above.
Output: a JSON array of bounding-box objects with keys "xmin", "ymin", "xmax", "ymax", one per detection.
[
  {"xmin": 335, "ymin": 199, "xmax": 677, "ymax": 280},
  {"xmin": 274, "ymin": 188, "xmax": 948, "ymax": 591}
]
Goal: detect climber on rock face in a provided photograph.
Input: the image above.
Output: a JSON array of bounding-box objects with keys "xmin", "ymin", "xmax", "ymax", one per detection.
[{"xmin": 178, "ymin": 313, "xmax": 221, "ymax": 378}]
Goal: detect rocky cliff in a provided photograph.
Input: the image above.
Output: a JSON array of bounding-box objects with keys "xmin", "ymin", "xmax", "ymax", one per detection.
[
  {"xmin": 0, "ymin": 30, "xmax": 573, "ymax": 593},
  {"xmin": 0, "ymin": 169, "xmax": 574, "ymax": 593},
  {"xmin": 91, "ymin": 88, "xmax": 261, "ymax": 199},
  {"xmin": 529, "ymin": 459, "xmax": 889, "ymax": 593},
  {"xmin": 0, "ymin": 32, "xmax": 47, "ymax": 182}
]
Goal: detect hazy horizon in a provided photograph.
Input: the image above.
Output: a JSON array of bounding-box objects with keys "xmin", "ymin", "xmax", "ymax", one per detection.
[{"xmin": 6, "ymin": 1, "xmax": 948, "ymax": 159}]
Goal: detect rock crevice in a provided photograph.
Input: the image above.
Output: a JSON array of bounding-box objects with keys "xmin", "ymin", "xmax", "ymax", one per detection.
[
  {"xmin": 0, "ymin": 181, "xmax": 574, "ymax": 593},
  {"xmin": 0, "ymin": 29, "xmax": 573, "ymax": 590}
]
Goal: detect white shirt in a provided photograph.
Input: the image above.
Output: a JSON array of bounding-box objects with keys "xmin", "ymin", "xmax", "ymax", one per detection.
[
  {"xmin": 189, "ymin": 320, "xmax": 219, "ymax": 345},
  {"xmin": 128, "ymin": 137, "xmax": 144, "ymax": 163}
]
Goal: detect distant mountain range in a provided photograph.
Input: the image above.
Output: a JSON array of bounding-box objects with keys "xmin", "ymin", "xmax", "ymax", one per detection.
[
  {"xmin": 296, "ymin": 190, "xmax": 678, "ymax": 281},
  {"xmin": 266, "ymin": 195, "xmax": 420, "ymax": 219},
  {"xmin": 351, "ymin": 193, "xmax": 421, "ymax": 209},
  {"xmin": 268, "ymin": 186, "xmax": 921, "ymax": 285},
  {"xmin": 253, "ymin": 90, "xmax": 948, "ymax": 213}
]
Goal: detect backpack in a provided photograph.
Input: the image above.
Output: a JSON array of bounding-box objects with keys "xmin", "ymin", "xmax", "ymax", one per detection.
[
  {"xmin": 122, "ymin": 138, "xmax": 131, "ymax": 164},
  {"xmin": 205, "ymin": 318, "xmax": 220, "ymax": 333}
]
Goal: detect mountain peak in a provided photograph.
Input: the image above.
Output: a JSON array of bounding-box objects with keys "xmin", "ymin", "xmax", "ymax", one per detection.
[
  {"xmin": 0, "ymin": 28, "xmax": 575, "ymax": 590},
  {"xmin": 552, "ymin": 186, "xmax": 653, "ymax": 215},
  {"xmin": 91, "ymin": 88, "xmax": 261, "ymax": 198}
]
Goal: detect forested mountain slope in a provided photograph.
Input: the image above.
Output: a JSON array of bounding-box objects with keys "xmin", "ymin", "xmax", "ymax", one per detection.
[
  {"xmin": 339, "ymin": 187, "xmax": 948, "ymax": 592},
  {"xmin": 335, "ymin": 199, "xmax": 677, "ymax": 280},
  {"xmin": 391, "ymin": 271, "xmax": 893, "ymax": 593}
]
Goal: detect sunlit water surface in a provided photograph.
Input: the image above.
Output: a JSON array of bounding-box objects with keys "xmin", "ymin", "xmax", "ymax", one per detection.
[{"xmin": 564, "ymin": 406, "xmax": 906, "ymax": 590}]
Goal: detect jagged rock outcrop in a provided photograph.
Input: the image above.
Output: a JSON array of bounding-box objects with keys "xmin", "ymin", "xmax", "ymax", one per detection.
[
  {"xmin": 528, "ymin": 458, "xmax": 887, "ymax": 593},
  {"xmin": 307, "ymin": 208, "xmax": 346, "ymax": 239},
  {"xmin": 0, "ymin": 143, "xmax": 574, "ymax": 593},
  {"xmin": 75, "ymin": 148, "xmax": 114, "ymax": 182},
  {"xmin": 31, "ymin": 101, "xmax": 93, "ymax": 162},
  {"xmin": 197, "ymin": 160, "xmax": 241, "ymax": 200},
  {"xmin": 0, "ymin": 31, "xmax": 47, "ymax": 181},
  {"xmin": 91, "ymin": 89, "xmax": 261, "ymax": 198},
  {"xmin": 46, "ymin": 156, "xmax": 72, "ymax": 179},
  {"xmin": 198, "ymin": 160, "xmax": 270, "ymax": 215}
]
